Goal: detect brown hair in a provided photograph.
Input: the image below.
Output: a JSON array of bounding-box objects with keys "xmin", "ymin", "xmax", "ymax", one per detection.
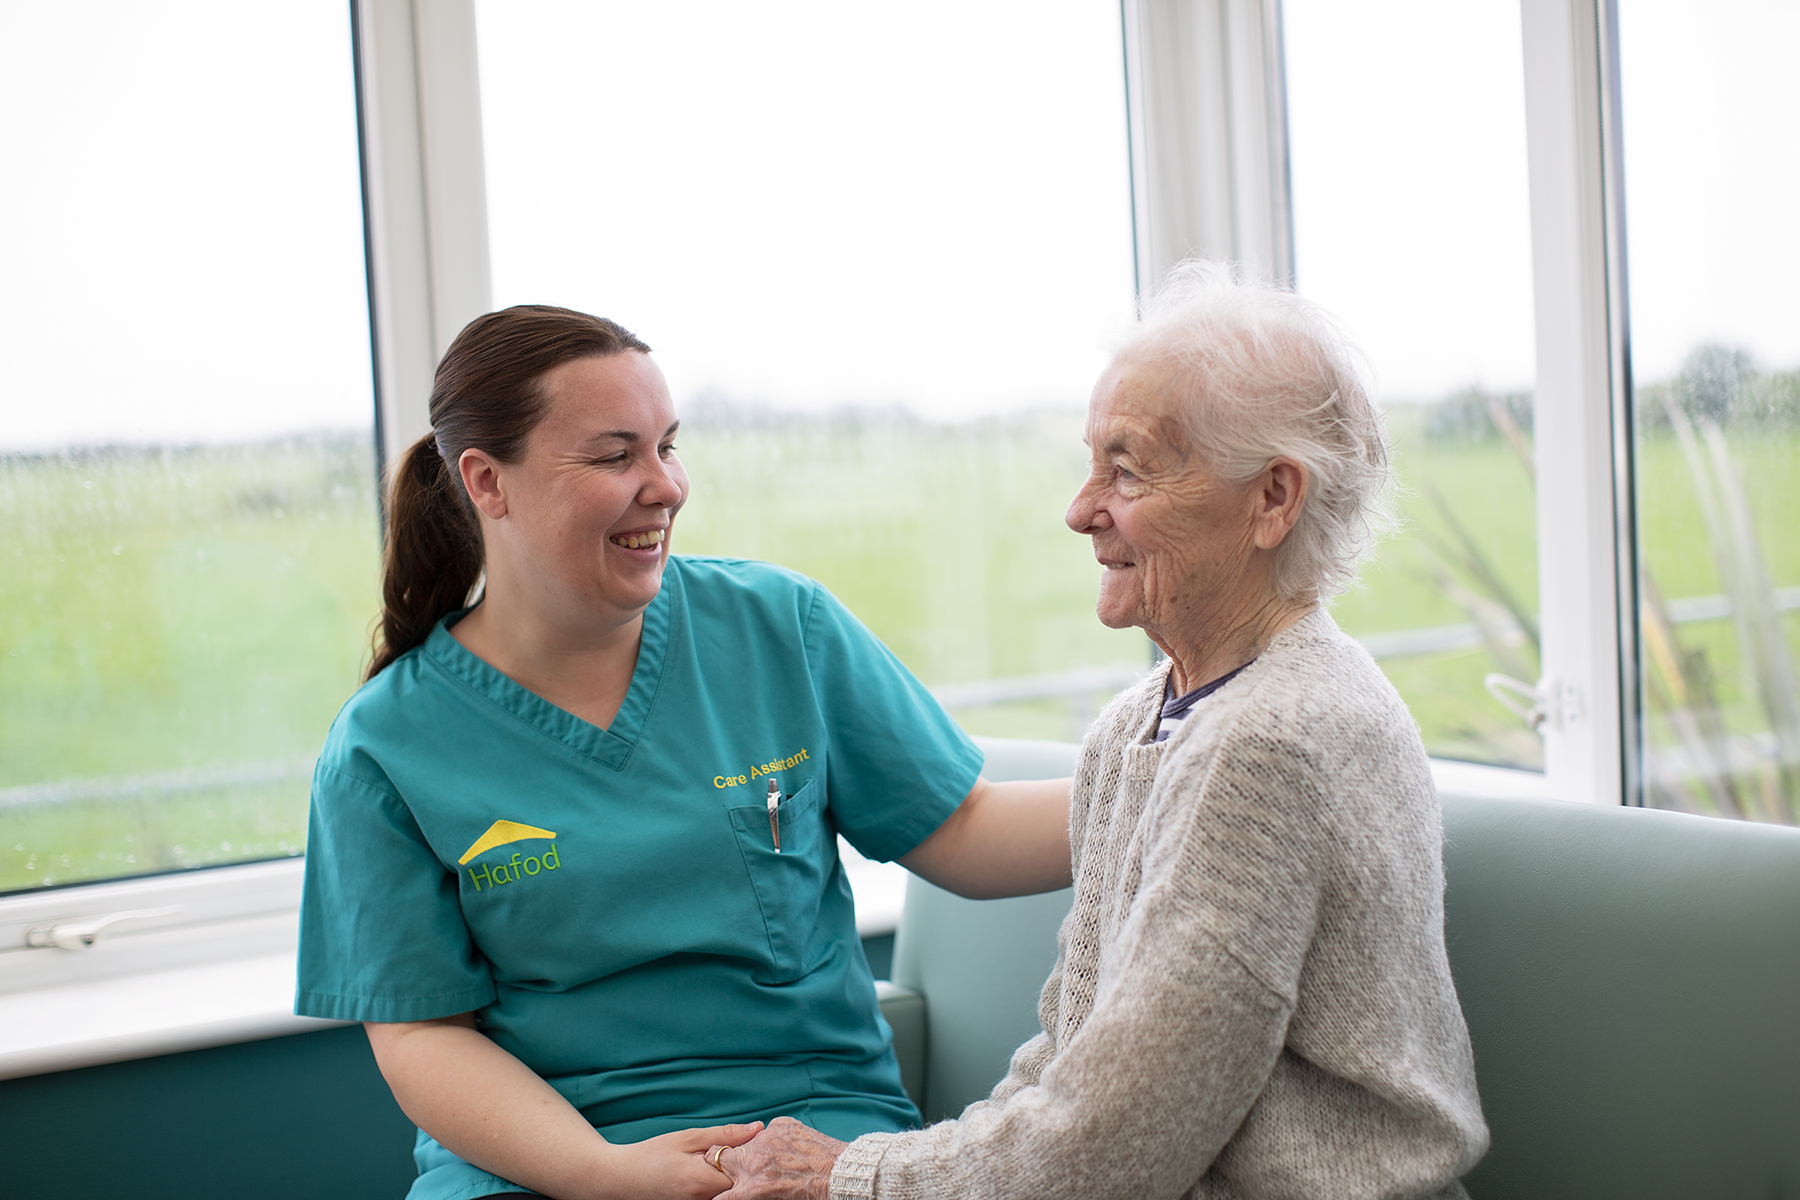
[{"xmin": 367, "ymin": 305, "xmax": 651, "ymax": 679}]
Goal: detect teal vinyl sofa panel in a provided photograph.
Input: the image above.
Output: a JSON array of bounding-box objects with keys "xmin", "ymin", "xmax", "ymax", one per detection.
[{"xmin": 0, "ymin": 1023, "xmax": 418, "ymax": 1198}]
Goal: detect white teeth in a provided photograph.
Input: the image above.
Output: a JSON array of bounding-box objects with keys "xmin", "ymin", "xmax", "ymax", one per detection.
[{"xmin": 612, "ymin": 529, "xmax": 665, "ymax": 549}]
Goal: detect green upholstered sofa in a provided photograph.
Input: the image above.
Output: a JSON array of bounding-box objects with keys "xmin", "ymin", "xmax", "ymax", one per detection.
[
  {"xmin": 4, "ymin": 736, "xmax": 1796, "ymax": 1198},
  {"xmin": 879, "ymin": 737, "xmax": 1800, "ymax": 1199}
]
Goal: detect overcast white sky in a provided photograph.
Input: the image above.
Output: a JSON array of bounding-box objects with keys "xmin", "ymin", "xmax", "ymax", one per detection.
[
  {"xmin": 0, "ymin": 0, "xmax": 1794, "ymax": 449},
  {"xmin": 475, "ymin": 0, "xmax": 1137, "ymax": 420},
  {"xmin": 0, "ymin": 2, "xmax": 371, "ymax": 450},
  {"xmin": 1615, "ymin": 0, "xmax": 1800, "ymax": 382},
  {"xmin": 1286, "ymin": 0, "xmax": 1538, "ymax": 401}
]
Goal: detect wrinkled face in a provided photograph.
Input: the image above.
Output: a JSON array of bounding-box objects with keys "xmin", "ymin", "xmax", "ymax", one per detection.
[
  {"xmin": 1065, "ymin": 359, "xmax": 1258, "ymax": 640},
  {"xmin": 489, "ymin": 352, "xmax": 689, "ymax": 624}
]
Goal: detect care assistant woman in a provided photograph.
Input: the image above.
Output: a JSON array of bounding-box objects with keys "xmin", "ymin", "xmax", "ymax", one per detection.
[{"xmin": 294, "ymin": 306, "xmax": 1073, "ymax": 1200}]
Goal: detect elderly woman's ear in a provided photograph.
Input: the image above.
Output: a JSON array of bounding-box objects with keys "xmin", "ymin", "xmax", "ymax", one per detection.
[{"xmin": 1250, "ymin": 457, "xmax": 1308, "ymax": 551}]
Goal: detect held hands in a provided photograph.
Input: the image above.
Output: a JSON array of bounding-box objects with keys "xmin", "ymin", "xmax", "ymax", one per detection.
[
  {"xmin": 608, "ymin": 1121, "xmax": 765, "ymax": 1200},
  {"xmin": 709, "ymin": 1116, "xmax": 847, "ymax": 1200}
]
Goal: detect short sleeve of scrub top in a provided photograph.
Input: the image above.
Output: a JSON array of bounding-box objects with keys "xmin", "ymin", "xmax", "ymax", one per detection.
[{"xmin": 296, "ymin": 557, "xmax": 984, "ymax": 1200}]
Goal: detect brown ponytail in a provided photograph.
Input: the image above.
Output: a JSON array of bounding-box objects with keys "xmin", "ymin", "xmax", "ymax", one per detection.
[
  {"xmin": 367, "ymin": 305, "xmax": 652, "ymax": 679},
  {"xmin": 368, "ymin": 434, "xmax": 483, "ymax": 678}
]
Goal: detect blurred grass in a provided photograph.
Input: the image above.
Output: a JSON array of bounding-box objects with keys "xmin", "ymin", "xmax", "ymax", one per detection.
[
  {"xmin": 672, "ymin": 409, "xmax": 1146, "ymax": 690},
  {"xmin": 1334, "ymin": 404, "xmax": 1540, "ymax": 639},
  {"xmin": 0, "ymin": 438, "xmax": 378, "ymax": 782},
  {"xmin": 1636, "ymin": 423, "xmax": 1800, "ymax": 818},
  {"xmin": 1638, "ymin": 434, "xmax": 1800, "ymax": 595},
  {"xmin": 3, "ymin": 787, "xmax": 310, "ymax": 886},
  {"xmin": 1, "ymin": 437, "xmax": 379, "ymax": 889},
  {"xmin": 4, "ymin": 411, "xmax": 1794, "ymax": 891}
]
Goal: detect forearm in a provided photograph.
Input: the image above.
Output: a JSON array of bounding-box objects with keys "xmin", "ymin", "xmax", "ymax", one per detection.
[
  {"xmin": 366, "ymin": 1016, "xmax": 612, "ymax": 1199},
  {"xmin": 899, "ymin": 777, "xmax": 1072, "ymax": 899},
  {"xmin": 833, "ymin": 936, "xmax": 1288, "ymax": 1200}
]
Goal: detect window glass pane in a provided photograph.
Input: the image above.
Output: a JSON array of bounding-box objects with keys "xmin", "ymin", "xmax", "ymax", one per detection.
[
  {"xmin": 1621, "ymin": 0, "xmax": 1800, "ymax": 822},
  {"xmin": 1283, "ymin": 0, "xmax": 1542, "ymax": 769},
  {"xmin": 0, "ymin": 2, "xmax": 376, "ymax": 891},
  {"xmin": 474, "ymin": 0, "xmax": 1142, "ymax": 739}
]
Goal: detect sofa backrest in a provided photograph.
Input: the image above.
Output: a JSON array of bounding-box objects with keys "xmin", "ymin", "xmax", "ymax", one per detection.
[
  {"xmin": 890, "ymin": 877, "xmax": 1069, "ymax": 1121},
  {"xmin": 1443, "ymin": 792, "xmax": 1800, "ymax": 1199},
  {"xmin": 900, "ymin": 738, "xmax": 1800, "ymax": 1199},
  {"xmin": 891, "ymin": 738, "xmax": 1078, "ymax": 1120}
]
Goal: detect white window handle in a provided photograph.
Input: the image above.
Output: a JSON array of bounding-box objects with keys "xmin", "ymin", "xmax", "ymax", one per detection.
[
  {"xmin": 1484, "ymin": 673, "xmax": 1548, "ymax": 731},
  {"xmin": 25, "ymin": 905, "xmax": 186, "ymax": 950},
  {"xmin": 1485, "ymin": 673, "xmax": 1584, "ymax": 735}
]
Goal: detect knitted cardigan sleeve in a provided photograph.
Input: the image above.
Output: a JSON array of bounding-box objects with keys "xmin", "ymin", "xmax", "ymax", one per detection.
[{"xmin": 831, "ymin": 716, "xmax": 1331, "ymax": 1200}]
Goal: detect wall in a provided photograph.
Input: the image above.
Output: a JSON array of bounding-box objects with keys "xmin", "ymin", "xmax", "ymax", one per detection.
[{"xmin": 0, "ymin": 1025, "xmax": 415, "ymax": 1199}]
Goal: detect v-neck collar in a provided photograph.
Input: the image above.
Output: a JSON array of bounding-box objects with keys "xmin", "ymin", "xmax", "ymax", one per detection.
[{"xmin": 421, "ymin": 562, "xmax": 681, "ymax": 771}]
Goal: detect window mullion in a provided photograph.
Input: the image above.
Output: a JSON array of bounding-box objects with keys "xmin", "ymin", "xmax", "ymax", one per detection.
[
  {"xmin": 1120, "ymin": 0, "xmax": 1295, "ymax": 290},
  {"xmin": 353, "ymin": 0, "xmax": 492, "ymax": 473},
  {"xmin": 1519, "ymin": 0, "xmax": 1628, "ymax": 805}
]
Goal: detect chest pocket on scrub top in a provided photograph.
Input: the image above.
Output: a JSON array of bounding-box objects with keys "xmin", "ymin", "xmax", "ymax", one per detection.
[{"xmin": 726, "ymin": 777, "xmax": 829, "ymax": 982}]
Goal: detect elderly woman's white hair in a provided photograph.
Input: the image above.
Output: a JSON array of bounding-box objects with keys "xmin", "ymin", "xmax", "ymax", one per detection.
[{"xmin": 1115, "ymin": 259, "xmax": 1396, "ymax": 603}]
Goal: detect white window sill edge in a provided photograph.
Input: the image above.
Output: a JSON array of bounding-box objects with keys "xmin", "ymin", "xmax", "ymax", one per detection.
[
  {"xmin": 0, "ymin": 950, "xmax": 347, "ymax": 1081},
  {"xmin": 0, "ymin": 758, "xmax": 1549, "ymax": 1083},
  {"xmin": 1429, "ymin": 757, "xmax": 1556, "ymax": 800}
]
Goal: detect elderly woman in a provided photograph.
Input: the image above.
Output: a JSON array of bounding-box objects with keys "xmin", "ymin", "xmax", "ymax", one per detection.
[{"xmin": 715, "ymin": 262, "xmax": 1490, "ymax": 1199}]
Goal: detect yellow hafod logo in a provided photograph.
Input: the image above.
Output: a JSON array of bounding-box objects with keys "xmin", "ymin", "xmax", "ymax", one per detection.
[{"xmin": 458, "ymin": 820, "xmax": 558, "ymax": 865}]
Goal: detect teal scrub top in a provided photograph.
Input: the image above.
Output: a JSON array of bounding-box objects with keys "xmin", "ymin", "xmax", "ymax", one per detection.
[{"xmin": 295, "ymin": 557, "xmax": 982, "ymax": 1199}]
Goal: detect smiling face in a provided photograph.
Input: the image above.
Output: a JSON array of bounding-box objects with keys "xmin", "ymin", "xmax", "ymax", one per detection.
[
  {"xmin": 466, "ymin": 351, "xmax": 688, "ymax": 630},
  {"xmin": 1064, "ymin": 358, "xmax": 1268, "ymax": 655}
]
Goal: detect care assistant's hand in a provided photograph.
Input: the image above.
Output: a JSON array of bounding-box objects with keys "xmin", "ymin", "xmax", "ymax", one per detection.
[
  {"xmin": 366, "ymin": 1013, "xmax": 763, "ymax": 1200},
  {"xmin": 602, "ymin": 1122, "xmax": 766, "ymax": 1200},
  {"xmin": 711, "ymin": 1116, "xmax": 846, "ymax": 1200}
]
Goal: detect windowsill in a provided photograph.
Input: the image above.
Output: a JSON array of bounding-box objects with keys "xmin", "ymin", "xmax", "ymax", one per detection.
[
  {"xmin": 0, "ymin": 948, "xmax": 345, "ymax": 1081},
  {"xmin": 0, "ymin": 859, "xmax": 325, "ymax": 1082},
  {"xmin": 0, "ymin": 848, "xmax": 910, "ymax": 1085},
  {"xmin": 1430, "ymin": 758, "xmax": 1557, "ymax": 800},
  {"xmin": 0, "ymin": 756, "xmax": 1555, "ymax": 1084},
  {"xmin": 840, "ymin": 837, "xmax": 908, "ymax": 937}
]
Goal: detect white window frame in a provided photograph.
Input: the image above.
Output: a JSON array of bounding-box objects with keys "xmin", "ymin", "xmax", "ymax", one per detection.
[
  {"xmin": 1120, "ymin": 0, "xmax": 1295, "ymax": 291},
  {"xmin": 1122, "ymin": 0, "xmax": 1634, "ymax": 806},
  {"xmin": 0, "ymin": 0, "xmax": 493, "ymax": 1068},
  {"xmin": 357, "ymin": 0, "xmax": 493, "ymax": 462},
  {"xmin": 1518, "ymin": 0, "xmax": 1635, "ymax": 808},
  {"xmin": 0, "ymin": 0, "xmax": 1640, "ymax": 1076}
]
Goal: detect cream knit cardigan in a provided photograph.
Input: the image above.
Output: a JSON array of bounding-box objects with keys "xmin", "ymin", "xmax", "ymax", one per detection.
[{"xmin": 832, "ymin": 611, "xmax": 1489, "ymax": 1200}]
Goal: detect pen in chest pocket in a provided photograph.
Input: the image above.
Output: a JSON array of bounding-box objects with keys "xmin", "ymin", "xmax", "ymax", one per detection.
[{"xmin": 765, "ymin": 779, "xmax": 782, "ymax": 852}]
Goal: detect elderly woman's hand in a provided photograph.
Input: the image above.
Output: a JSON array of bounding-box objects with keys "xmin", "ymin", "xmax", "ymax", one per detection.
[{"xmin": 712, "ymin": 1116, "xmax": 846, "ymax": 1200}]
